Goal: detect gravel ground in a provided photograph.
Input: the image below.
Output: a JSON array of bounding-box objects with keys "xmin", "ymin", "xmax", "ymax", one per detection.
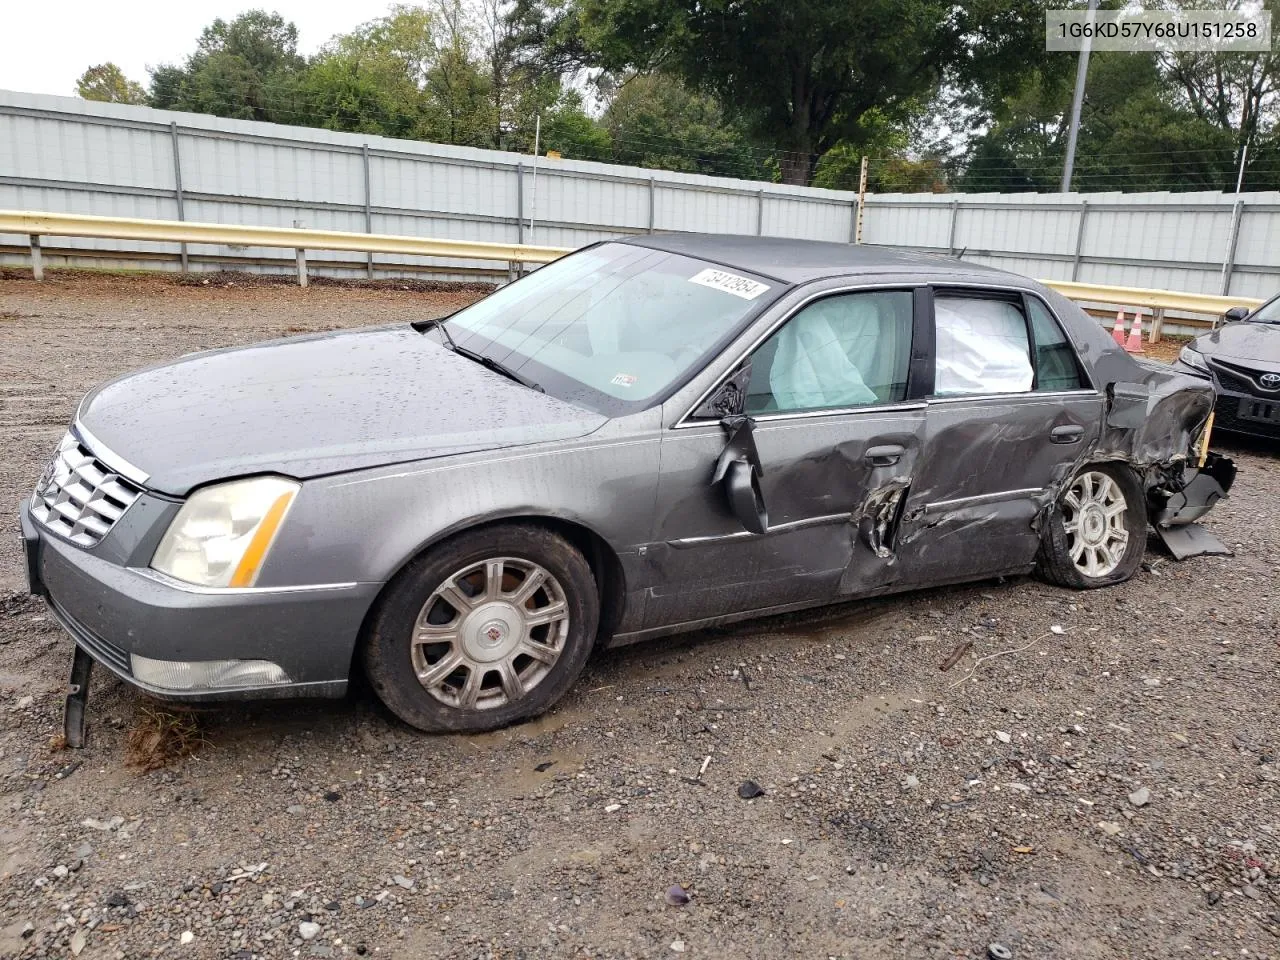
[{"xmin": 1, "ymin": 273, "xmax": 1278, "ymax": 960}]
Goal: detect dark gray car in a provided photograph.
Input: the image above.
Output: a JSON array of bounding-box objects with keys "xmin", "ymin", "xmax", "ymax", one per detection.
[
  {"xmin": 1176, "ymin": 293, "xmax": 1280, "ymax": 439},
  {"xmin": 19, "ymin": 235, "xmax": 1233, "ymax": 735}
]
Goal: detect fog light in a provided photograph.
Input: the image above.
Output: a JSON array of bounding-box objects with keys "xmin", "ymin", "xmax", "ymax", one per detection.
[{"xmin": 130, "ymin": 654, "xmax": 290, "ymax": 691}]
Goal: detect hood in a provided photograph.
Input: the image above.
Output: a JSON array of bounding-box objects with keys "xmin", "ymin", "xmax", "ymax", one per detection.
[
  {"xmin": 1195, "ymin": 321, "xmax": 1280, "ymax": 370},
  {"xmin": 78, "ymin": 327, "xmax": 607, "ymax": 495}
]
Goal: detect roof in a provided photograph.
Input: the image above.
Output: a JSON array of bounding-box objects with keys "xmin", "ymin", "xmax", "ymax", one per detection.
[{"xmin": 622, "ymin": 232, "xmax": 1019, "ymax": 286}]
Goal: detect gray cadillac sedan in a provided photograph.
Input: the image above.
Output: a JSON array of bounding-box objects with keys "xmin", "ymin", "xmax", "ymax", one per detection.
[{"xmin": 20, "ymin": 235, "xmax": 1233, "ymax": 735}]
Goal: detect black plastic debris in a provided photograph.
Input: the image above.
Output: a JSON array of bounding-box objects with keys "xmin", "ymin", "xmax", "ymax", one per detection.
[
  {"xmin": 534, "ymin": 761, "xmax": 555, "ymax": 773},
  {"xmin": 323, "ymin": 790, "xmax": 341, "ymax": 802},
  {"xmin": 738, "ymin": 780, "xmax": 765, "ymax": 799}
]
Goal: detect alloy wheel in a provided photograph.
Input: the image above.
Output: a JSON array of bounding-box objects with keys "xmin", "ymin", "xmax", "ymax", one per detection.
[
  {"xmin": 1061, "ymin": 470, "xmax": 1130, "ymax": 578},
  {"xmin": 411, "ymin": 556, "xmax": 570, "ymax": 710}
]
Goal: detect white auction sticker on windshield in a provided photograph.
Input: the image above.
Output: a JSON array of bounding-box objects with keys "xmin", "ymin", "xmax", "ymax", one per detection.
[{"xmin": 688, "ymin": 268, "xmax": 770, "ymax": 300}]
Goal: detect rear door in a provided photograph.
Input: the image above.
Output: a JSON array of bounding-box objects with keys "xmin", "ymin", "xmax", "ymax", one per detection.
[
  {"xmin": 896, "ymin": 287, "xmax": 1104, "ymax": 584},
  {"xmin": 644, "ymin": 285, "xmax": 929, "ymax": 629}
]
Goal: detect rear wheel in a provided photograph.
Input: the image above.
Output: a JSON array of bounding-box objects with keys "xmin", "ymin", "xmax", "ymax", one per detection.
[
  {"xmin": 363, "ymin": 524, "xmax": 599, "ymax": 732},
  {"xmin": 1035, "ymin": 464, "xmax": 1147, "ymax": 589}
]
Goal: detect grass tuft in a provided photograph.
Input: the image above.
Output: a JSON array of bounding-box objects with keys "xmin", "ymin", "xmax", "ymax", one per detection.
[{"xmin": 124, "ymin": 706, "xmax": 209, "ymax": 772}]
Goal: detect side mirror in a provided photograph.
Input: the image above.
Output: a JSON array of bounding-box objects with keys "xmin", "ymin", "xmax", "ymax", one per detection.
[
  {"xmin": 711, "ymin": 415, "xmax": 768, "ymax": 535},
  {"xmin": 721, "ymin": 459, "xmax": 767, "ymax": 535},
  {"xmin": 1222, "ymin": 306, "xmax": 1250, "ymax": 324},
  {"xmin": 692, "ymin": 358, "xmax": 752, "ymax": 420}
]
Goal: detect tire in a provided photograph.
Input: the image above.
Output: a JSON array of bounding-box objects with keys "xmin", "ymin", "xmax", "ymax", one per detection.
[
  {"xmin": 1034, "ymin": 463, "xmax": 1147, "ymax": 590},
  {"xmin": 362, "ymin": 524, "xmax": 599, "ymax": 733}
]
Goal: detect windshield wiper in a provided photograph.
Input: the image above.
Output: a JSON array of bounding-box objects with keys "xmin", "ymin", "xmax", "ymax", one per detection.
[
  {"xmin": 462, "ymin": 348, "xmax": 544, "ymax": 393},
  {"xmin": 414, "ymin": 317, "xmax": 543, "ymax": 392},
  {"xmin": 413, "ymin": 315, "xmax": 459, "ymax": 349}
]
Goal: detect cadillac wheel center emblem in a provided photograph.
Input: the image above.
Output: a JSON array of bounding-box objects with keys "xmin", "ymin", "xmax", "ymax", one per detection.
[{"xmin": 1261, "ymin": 372, "xmax": 1280, "ymax": 389}]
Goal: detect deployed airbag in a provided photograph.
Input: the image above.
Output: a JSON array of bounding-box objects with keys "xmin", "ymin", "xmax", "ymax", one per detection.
[
  {"xmin": 769, "ymin": 299, "xmax": 878, "ymax": 410},
  {"xmin": 934, "ymin": 298, "xmax": 1033, "ymax": 395}
]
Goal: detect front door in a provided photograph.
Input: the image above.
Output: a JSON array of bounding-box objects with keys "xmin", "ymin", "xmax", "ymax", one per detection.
[
  {"xmin": 896, "ymin": 288, "xmax": 1105, "ymax": 583},
  {"xmin": 644, "ymin": 287, "xmax": 926, "ymax": 629}
]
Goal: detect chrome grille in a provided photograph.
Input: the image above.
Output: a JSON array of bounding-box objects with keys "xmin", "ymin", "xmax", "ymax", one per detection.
[{"xmin": 30, "ymin": 432, "xmax": 142, "ymax": 547}]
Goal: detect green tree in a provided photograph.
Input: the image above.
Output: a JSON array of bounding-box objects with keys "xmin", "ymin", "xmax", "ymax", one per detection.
[
  {"xmin": 420, "ymin": 0, "xmax": 495, "ymax": 146},
  {"xmin": 76, "ymin": 63, "xmax": 147, "ymax": 104},
  {"xmin": 601, "ymin": 73, "xmax": 760, "ymax": 177},
  {"xmin": 540, "ymin": 89, "xmax": 612, "ymax": 160},
  {"xmin": 302, "ymin": 5, "xmax": 438, "ymax": 136},
  {"xmin": 525, "ymin": 0, "xmax": 1048, "ymax": 184},
  {"xmin": 148, "ymin": 10, "xmax": 306, "ymax": 122}
]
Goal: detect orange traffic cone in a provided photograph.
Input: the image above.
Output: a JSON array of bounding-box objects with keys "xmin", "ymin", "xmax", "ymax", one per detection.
[
  {"xmin": 1112, "ymin": 309, "xmax": 1127, "ymax": 345},
  {"xmin": 1124, "ymin": 311, "xmax": 1145, "ymax": 354}
]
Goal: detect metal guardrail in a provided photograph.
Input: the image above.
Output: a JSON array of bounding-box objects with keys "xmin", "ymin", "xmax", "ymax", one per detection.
[
  {"xmin": 1040, "ymin": 280, "xmax": 1263, "ymax": 343},
  {"xmin": 0, "ymin": 210, "xmax": 567, "ymax": 286},
  {"xmin": 1, "ymin": 211, "xmax": 1265, "ymax": 338}
]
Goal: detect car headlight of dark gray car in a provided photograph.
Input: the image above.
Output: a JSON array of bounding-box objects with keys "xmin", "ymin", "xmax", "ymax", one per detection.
[{"xmin": 1179, "ymin": 344, "xmax": 1209, "ymax": 373}]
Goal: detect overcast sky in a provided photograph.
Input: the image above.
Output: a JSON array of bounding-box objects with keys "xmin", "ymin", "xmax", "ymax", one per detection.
[{"xmin": 0, "ymin": 0, "xmax": 397, "ymax": 98}]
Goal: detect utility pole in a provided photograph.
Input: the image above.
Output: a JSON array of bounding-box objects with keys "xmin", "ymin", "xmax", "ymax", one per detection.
[{"xmin": 1061, "ymin": 0, "xmax": 1099, "ymax": 192}]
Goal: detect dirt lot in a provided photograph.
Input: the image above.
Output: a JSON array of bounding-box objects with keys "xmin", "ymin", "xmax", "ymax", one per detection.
[{"xmin": 1, "ymin": 272, "xmax": 1278, "ymax": 960}]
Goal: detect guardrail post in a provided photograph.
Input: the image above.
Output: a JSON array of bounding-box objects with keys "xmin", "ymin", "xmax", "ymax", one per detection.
[
  {"xmin": 648, "ymin": 177, "xmax": 656, "ymax": 234},
  {"xmin": 1150, "ymin": 307, "xmax": 1165, "ymax": 344},
  {"xmin": 947, "ymin": 199, "xmax": 960, "ymax": 256},
  {"xmin": 293, "ymin": 219, "xmax": 308, "ymax": 287},
  {"xmin": 29, "ymin": 234, "xmax": 43, "ymax": 280},
  {"xmin": 1220, "ymin": 199, "xmax": 1244, "ymax": 295},
  {"xmin": 1071, "ymin": 200, "xmax": 1088, "ymax": 281},
  {"xmin": 169, "ymin": 122, "xmax": 188, "ymax": 273},
  {"xmin": 362, "ymin": 143, "xmax": 374, "ymax": 280},
  {"xmin": 756, "ymin": 189, "xmax": 764, "ymax": 236}
]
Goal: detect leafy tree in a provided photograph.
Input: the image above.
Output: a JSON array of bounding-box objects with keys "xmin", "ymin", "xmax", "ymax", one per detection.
[
  {"xmin": 148, "ymin": 10, "xmax": 306, "ymax": 122},
  {"xmin": 540, "ymin": 89, "xmax": 612, "ymax": 160},
  {"xmin": 602, "ymin": 73, "xmax": 761, "ymax": 177},
  {"xmin": 302, "ymin": 5, "xmax": 438, "ymax": 136},
  {"xmin": 528, "ymin": 0, "xmax": 1049, "ymax": 184},
  {"xmin": 420, "ymin": 0, "xmax": 496, "ymax": 146},
  {"xmin": 76, "ymin": 63, "xmax": 147, "ymax": 104}
]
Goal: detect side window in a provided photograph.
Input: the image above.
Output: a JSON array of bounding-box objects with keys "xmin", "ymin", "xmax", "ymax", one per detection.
[
  {"xmin": 744, "ymin": 290, "xmax": 914, "ymax": 415},
  {"xmin": 933, "ymin": 296, "xmax": 1033, "ymax": 396},
  {"xmin": 1027, "ymin": 297, "xmax": 1087, "ymax": 391}
]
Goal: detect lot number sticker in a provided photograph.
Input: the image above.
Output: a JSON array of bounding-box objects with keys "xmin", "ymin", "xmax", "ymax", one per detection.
[{"xmin": 688, "ymin": 268, "xmax": 770, "ymax": 300}]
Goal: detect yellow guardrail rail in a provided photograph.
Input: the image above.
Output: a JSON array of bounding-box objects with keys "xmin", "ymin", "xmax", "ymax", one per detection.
[
  {"xmin": 0, "ymin": 210, "xmax": 568, "ymax": 284},
  {"xmin": 1041, "ymin": 280, "xmax": 1262, "ymax": 318},
  {"xmin": 1, "ymin": 211, "xmax": 1265, "ymax": 338}
]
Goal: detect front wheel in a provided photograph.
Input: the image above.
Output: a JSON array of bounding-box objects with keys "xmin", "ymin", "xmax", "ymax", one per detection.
[
  {"xmin": 1035, "ymin": 464, "xmax": 1147, "ymax": 589},
  {"xmin": 363, "ymin": 524, "xmax": 599, "ymax": 732}
]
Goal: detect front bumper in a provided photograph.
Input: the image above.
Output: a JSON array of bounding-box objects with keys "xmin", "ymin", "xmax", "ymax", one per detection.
[
  {"xmin": 1175, "ymin": 359, "xmax": 1280, "ymax": 439},
  {"xmin": 20, "ymin": 501, "xmax": 380, "ymax": 702}
]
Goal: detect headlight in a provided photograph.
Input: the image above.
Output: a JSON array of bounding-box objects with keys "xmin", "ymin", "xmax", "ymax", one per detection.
[
  {"xmin": 1179, "ymin": 345, "xmax": 1209, "ymax": 372},
  {"xmin": 151, "ymin": 476, "xmax": 299, "ymax": 587}
]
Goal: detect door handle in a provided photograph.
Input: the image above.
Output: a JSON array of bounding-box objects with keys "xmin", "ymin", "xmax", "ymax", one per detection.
[
  {"xmin": 1050, "ymin": 424, "xmax": 1085, "ymax": 444},
  {"xmin": 865, "ymin": 444, "xmax": 905, "ymax": 466}
]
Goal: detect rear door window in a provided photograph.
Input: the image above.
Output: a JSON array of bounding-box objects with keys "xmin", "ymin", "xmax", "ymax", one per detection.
[
  {"xmin": 933, "ymin": 295, "xmax": 1033, "ymax": 396},
  {"xmin": 1026, "ymin": 297, "xmax": 1088, "ymax": 391}
]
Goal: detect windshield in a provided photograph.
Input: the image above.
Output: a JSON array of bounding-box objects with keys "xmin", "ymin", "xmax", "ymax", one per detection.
[
  {"xmin": 1253, "ymin": 295, "xmax": 1280, "ymax": 324},
  {"xmin": 444, "ymin": 242, "xmax": 781, "ymax": 415}
]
